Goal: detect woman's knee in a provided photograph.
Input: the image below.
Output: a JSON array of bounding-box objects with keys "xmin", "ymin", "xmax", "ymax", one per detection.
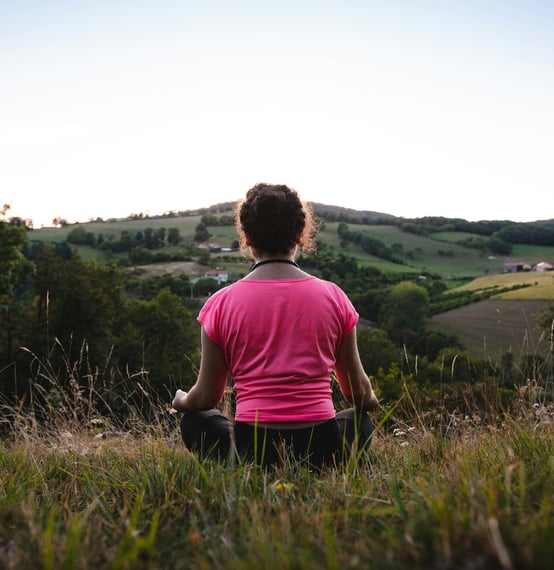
[
  {"xmin": 179, "ymin": 410, "xmax": 232, "ymax": 459},
  {"xmin": 335, "ymin": 407, "xmax": 374, "ymax": 451}
]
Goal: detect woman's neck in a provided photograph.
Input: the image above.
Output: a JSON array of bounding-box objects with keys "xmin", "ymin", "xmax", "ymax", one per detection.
[{"xmin": 250, "ymin": 258, "xmax": 299, "ymax": 271}]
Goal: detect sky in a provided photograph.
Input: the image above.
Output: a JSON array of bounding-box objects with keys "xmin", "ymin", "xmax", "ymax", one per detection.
[{"xmin": 1, "ymin": 0, "xmax": 553, "ymax": 227}]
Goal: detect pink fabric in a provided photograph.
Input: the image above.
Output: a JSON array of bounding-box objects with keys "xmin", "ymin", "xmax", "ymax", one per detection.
[{"xmin": 198, "ymin": 276, "xmax": 358, "ymax": 422}]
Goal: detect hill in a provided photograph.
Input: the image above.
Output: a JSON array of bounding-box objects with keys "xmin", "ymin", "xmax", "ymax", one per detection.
[
  {"xmin": 23, "ymin": 202, "xmax": 554, "ymax": 361},
  {"xmin": 24, "ymin": 202, "xmax": 554, "ymax": 283}
]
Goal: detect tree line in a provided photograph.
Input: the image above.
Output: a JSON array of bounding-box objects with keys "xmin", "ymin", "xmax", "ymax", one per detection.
[{"xmin": 1, "ymin": 215, "xmax": 552, "ymax": 424}]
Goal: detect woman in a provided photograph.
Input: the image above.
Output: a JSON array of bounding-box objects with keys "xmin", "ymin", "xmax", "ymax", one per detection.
[{"xmin": 172, "ymin": 183, "xmax": 379, "ymax": 467}]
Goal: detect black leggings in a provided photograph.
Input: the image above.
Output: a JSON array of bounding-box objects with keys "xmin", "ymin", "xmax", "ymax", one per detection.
[{"xmin": 179, "ymin": 408, "xmax": 374, "ymax": 468}]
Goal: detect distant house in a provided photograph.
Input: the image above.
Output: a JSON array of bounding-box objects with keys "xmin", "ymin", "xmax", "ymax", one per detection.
[
  {"xmin": 204, "ymin": 269, "xmax": 229, "ymax": 284},
  {"xmin": 196, "ymin": 242, "xmax": 223, "ymax": 250},
  {"xmin": 534, "ymin": 262, "xmax": 553, "ymax": 272},
  {"xmin": 503, "ymin": 262, "xmax": 531, "ymax": 273}
]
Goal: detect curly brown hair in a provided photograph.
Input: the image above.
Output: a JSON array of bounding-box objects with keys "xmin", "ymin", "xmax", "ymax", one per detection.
[{"xmin": 235, "ymin": 183, "xmax": 318, "ymax": 255}]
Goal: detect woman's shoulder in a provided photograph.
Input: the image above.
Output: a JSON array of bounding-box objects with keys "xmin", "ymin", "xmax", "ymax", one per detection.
[{"xmin": 307, "ymin": 275, "xmax": 347, "ymax": 294}]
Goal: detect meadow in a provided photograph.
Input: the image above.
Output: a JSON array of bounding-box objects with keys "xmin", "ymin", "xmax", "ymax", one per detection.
[{"xmin": 1, "ymin": 368, "xmax": 553, "ymax": 570}]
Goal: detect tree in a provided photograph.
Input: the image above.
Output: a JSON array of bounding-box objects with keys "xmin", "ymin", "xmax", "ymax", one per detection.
[
  {"xmin": 167, "ymin": 227, "xmax": 182, "ymax": 246},
  {"xmin": 194, "ymin": 223, "xmax": 210, "ymax": 242},
  {"xmin": 488, "ymin": 233, "xmax": 512, "ymax": 255},
  {"xmin": 114, "ymin": 288, "xmax": 199, "ymax": 395},
  {"xmin": 357, "ymin": 328, "xmax": 399, "ymax": 376},
  {"xmin": 0, "ymin": 221, "xmax": 33, "ymax": 387},
  {"xmin": 67, "ymin": 226, "xmax": 96, "ymax": 246},
  {"xmin": 154, "ymin": 228, "xmax": 166, "ymax": 248},
  {"xmin": 537, "ymin": 303, "xmax": 554, "ymax": 344},
  {"xmin": 143, "ymin": 228, "xmax": 154, "ymax": 249},
  {"xmin": 381, "ymin": 281, "xmax": 430, "ymax": 348},
  {"xmin": 30, "ymin": 249, "xmax": 127, "ymax": 368},
  {"xmin": 196, "ymin": 251, "xmax": 211, "ymax": 266}
]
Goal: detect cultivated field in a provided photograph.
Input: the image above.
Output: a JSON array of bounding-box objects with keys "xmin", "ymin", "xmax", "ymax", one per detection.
[
  {"xmin": 428, "ymin": 299, "xmax": 552, "ymax": 361},
  {"xmin": 447, "ymin": 271, "xmax": 554, "ymax": 300}
]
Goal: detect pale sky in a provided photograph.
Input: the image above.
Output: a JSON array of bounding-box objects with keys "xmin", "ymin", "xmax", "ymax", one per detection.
[{"xmin": 2, "ymin": 0, "xmax": 553, "ymax": 227}]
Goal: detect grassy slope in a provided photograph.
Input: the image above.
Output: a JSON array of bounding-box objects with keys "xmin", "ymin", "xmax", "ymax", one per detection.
[
  {"xmin": 448, "ymin": 271, "xmax": 554, "ymax": 300},
  {"xmin": 1, "ymin": 389, "xmax": 553, "ymax": 570}
]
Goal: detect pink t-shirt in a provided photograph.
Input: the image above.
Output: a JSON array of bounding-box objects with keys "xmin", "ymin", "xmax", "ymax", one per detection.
[{"xmin": 197, "ymin": 276, "xmax": 358, "ymax": 422}]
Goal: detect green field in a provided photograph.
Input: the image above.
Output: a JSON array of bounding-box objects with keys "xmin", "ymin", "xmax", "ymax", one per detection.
[
  {"xmin": 28, "ymin": 215, "xmax": 215, "ymax": 245},
  {"xmin": 28, "ymin": 214, "xmax": 554, "ymax": 281},
  {"xmin": 350, "ymin": 224, "xmax": 506, "ymax": 277}
]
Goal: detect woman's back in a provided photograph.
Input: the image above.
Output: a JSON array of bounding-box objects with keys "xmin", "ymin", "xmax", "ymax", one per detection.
[{"xmin": 198, "ymin": 275, "xmax": 358, "ymax": 422}]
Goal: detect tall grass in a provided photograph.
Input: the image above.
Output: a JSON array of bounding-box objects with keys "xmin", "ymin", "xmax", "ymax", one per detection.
[{"xmin": 1, "ymin": 353, "xmax": 553, "ymax": 569}]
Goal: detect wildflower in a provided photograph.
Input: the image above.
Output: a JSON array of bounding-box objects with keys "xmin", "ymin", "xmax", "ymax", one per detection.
[
  {"xmin": 272, "ymin": 481, "xmax": 295, "ymax": 497},
  {"xmin": 274, "ymin": 482, "xmax": 294, "ymax": 492}
]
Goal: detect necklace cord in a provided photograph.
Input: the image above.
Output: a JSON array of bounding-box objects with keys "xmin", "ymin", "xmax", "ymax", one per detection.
[{"xmin": 250, "ymin": 259, "xmax": 300, "ymax": 271}]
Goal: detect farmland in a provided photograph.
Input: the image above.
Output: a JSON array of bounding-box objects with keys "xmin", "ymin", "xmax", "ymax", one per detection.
[
  {"xmin": 26, "ymin": 207, "xmax": 554, "ymax": 361},
  {"xmin": 428, "ymin": 299, "xmax": 552, "ymax": 361},
  {"xmin": 27, "ymin": 210, "xmax": 554, "ymax": 281}
]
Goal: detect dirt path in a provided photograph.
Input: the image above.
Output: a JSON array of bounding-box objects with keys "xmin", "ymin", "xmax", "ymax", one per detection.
[{"xmin": 133, "ymin": 261, "xmax": 207, "ymax": 277}]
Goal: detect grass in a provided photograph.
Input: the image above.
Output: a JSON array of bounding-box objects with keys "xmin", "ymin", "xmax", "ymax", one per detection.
[{"xmin": 1, "ymin": 358, "xmax": 553, "ymax": 569}]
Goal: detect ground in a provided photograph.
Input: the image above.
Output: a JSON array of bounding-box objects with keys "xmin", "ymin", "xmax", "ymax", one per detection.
[{"xmin": 134, "ymin": 261, "xmax": 208, "ymax": 277}]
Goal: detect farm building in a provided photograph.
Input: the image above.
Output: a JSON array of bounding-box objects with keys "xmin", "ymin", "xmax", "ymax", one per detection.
[
  {"xmin": 503, "ymin": 262, "xmax": 532, "ymax": 273},
  {"xmin": 204, "ymin": 269, "xmax": 229, "ymax": 283},
  {"xmin": 534, "ymin": 261, "xmax": 553, "ymax": 272}
]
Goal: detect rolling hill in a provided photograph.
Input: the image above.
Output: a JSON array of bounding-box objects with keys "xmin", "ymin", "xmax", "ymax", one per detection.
[
  {"xmin": 24, "ymin": 202, "xmax": 554, "ymax": 361},
  {"xmin": 25, "ymin": 202, "xmax": 554, "ymax": 285}
]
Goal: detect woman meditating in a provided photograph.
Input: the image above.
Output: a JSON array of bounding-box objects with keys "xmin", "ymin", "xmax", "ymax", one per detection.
[{"xmin": 172, "ymin": 182, "xmax": 379, "ymax": 467}]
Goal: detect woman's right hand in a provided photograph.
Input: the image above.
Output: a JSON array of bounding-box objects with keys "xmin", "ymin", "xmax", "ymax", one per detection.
[{"xmin": 172, "ymin": 389, "xmax": 188, "ymax": 411}]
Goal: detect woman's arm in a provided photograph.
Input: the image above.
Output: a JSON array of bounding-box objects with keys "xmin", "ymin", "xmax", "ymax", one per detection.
[
  {"xmin": 172, "ymin": 327, "xmax": 228, "ymax": 412},
  {"xmin": 335, "ymin": 327, "xmax": 379, "ymax": 411}
]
